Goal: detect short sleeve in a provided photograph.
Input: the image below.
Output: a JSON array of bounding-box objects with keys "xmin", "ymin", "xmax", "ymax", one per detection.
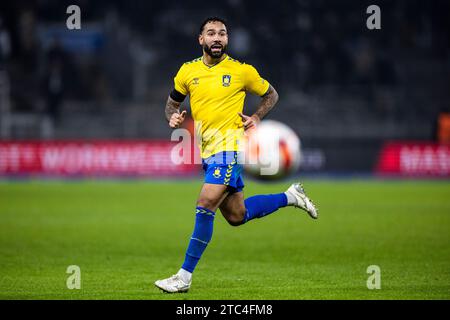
[
  {"xmin": 243, "ymin": 64, "xmax": 270, "ymax": 96},
  {"xmin": 174, "ymin": 64, "xmax": 189, "ymax": 95}
]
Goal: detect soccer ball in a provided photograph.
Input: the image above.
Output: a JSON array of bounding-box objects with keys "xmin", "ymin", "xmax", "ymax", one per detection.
[{"xmin": 242, "ymin": 120, "xmax": 302, "ymax": 180}]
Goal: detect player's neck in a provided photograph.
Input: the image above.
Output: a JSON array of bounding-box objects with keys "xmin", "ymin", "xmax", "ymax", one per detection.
[{"xmin": 202, "ymin": 53, "xmax": 227, "ymax": 67}]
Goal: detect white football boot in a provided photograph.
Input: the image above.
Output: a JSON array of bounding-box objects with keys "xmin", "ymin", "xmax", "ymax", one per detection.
[
  {"xmin": 154, "ymin": 274, "xmax": 191, "ymax": 293},
  {"xmin": 286, "ymin": 183, "xmax": 318, "ymax": 219}
]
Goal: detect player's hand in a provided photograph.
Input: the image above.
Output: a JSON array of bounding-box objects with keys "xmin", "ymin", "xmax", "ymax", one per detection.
[
  {"xmin": 238, "ymin": 112, "xmax": 260, "ymax": 131},
  {"xmin": 169, "ymin": 110, "xmax": 187, "ymax": 128}
]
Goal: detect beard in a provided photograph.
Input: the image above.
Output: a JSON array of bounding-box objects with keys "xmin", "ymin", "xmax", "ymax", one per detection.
[{"xmin": 203, "ymin": 43, "xmax": 227, "ymax": 58}]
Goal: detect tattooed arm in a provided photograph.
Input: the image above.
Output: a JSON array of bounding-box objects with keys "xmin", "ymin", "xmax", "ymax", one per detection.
[
  {"xmin": 238, "ymin": 85, "xmax": 279, "ymax": 131},
  {"xmin": 254, "ymin": 85, "xmax": 279, "ymax": 121},
  {"xmin": 165, "ymin": 96, "xmax": 186, "ymax": 128}
]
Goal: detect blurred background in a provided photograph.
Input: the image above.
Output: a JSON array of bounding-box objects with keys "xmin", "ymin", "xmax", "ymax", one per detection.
[
  {"xmin": 1, "ymin": 1, "xmax": 449, "ymax": 301},
  {"xmin": 0, "ymin": 0, "xmax": 449, "ymax": 177}
]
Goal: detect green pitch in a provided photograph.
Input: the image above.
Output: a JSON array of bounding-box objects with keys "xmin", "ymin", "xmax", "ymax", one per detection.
[{"xmin": 0, "ymin": 179, "xmax": 449, "ymax": 300}]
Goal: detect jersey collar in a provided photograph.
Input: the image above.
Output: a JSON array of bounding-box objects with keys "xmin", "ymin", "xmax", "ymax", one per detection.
[{"xmin": 202, "ymin": 54, "xmax": 228, "ymax": 69}]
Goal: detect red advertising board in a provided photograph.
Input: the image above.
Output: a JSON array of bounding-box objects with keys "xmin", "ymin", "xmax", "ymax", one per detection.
[
  {"xmin": 0, "ymin": 140, "xmax": 198, "ymax": 177},
  {"xmin": 376, "ymin": 141, "xmax": 450, "ymax": 177}
]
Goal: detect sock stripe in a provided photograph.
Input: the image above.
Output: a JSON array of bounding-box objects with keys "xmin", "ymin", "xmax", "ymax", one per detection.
[
  {"xmin": 191, "ymin": 237, "xmax": 209, "ymax": 245},
  {"xmin": 195, "ymin": 206, "xmax": 215, "ymax": 216}
]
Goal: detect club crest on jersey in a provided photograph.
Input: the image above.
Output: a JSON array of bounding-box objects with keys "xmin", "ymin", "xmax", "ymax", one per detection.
[
  {"xmin": 213, "ymin": 167, "xmax": 222, "ymax": 178},
  {"xmin": 222, "ymin": 75, "xmax": 231, "ymax": 87}
]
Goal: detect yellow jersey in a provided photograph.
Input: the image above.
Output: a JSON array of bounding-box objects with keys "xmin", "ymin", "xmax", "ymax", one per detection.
[{"xmin": 173, "ymin": 54, "xmax": 270, "ymax": 159}]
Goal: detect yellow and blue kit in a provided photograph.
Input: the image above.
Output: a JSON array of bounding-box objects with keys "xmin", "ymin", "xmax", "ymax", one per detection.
[{"xmin": 171, "ymin": 54, "xmax": 270, "ymax": 192}]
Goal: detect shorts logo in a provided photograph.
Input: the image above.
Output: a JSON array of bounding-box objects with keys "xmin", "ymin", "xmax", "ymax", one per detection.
[
  {"xmin": 192, "ymin": 78, "xmax": 199, "ymax": 85},
  {"xmin": 213, "ymin": 167, "xmax": 222, "ymax": 178},
  {"xmin": 222, "ymin": 75, "xmax": 231, "ymax": 87}
]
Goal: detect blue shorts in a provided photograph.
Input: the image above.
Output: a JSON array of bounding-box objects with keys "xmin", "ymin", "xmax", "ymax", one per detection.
[{"xmin": 202, "ymin": 151, "xmax": 245, "ymax": 193}]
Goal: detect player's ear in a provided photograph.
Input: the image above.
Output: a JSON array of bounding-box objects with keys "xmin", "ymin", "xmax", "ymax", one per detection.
[{"xmin": 198, "ymin": 34, "xmax": 203, "ymax": 45}]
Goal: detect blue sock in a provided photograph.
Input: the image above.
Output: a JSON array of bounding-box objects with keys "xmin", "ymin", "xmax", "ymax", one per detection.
[
  {"xmin": 243, "ymin": 193, "xmax": 287, "ymax": 224},
  {"xmin": 181, "ymin": 206, "xmax": 215, "ymax": 273}
]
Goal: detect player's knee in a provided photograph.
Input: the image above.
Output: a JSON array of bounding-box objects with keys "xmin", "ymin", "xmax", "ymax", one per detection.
[{"xmin": 197, "ymin": 198, "xmax": 217, "ymax": 211}]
